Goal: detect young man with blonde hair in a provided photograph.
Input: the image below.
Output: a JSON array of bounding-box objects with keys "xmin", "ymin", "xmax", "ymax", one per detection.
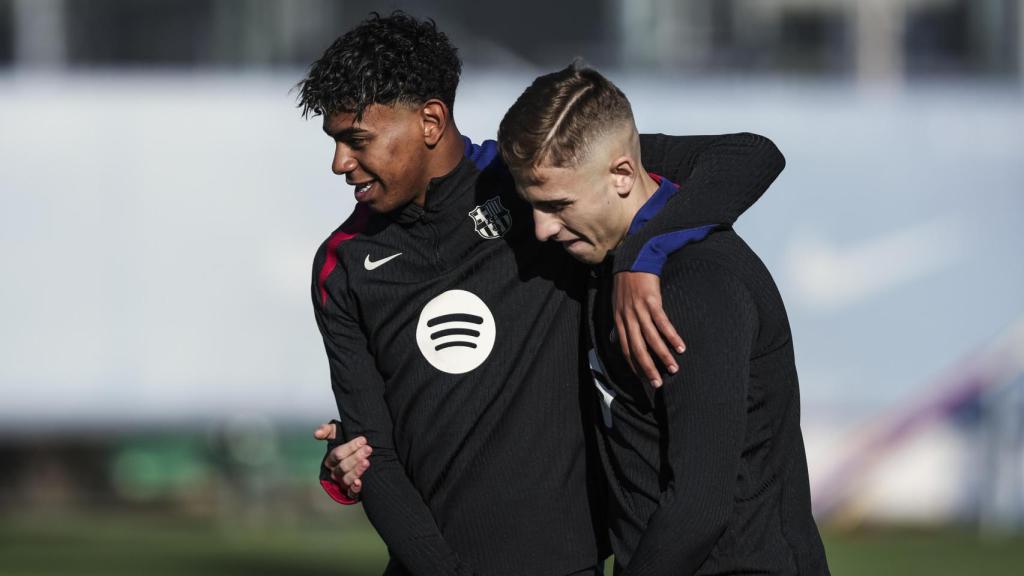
[{"xmin": 497, "ymin": 63, "xmax": 830, "ymax": 575}]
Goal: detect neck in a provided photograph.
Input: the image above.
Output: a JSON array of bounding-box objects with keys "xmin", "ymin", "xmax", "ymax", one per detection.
[
  {"xmin": 412, "ymin": 124, "xmax": 464, "ymax": 205},
  {"xmin": 633, "ymin": 166, "xmax": 661, "ymax": 209},
  {"xmin": 433, "ymin": 123, "xmax": 465, "ymax": 175}
]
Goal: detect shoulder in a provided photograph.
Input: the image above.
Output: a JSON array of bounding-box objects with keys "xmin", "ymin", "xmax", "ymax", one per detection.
[
  {"xmin": 661, "ymin": 230, "xmax": 763, "ymax": 281},
  {"xmin": 661, "ymin": 230, "xmax": 799, "ymax": 356},
  {"xmin": 314, "ymin": 204, "xmax": 376, "ymax": 262},
  {"xmin": 312, "ymin": 204, "xmax": 378, "ymax": 308},
  {"xmin": 658, "ymin": 232, "xmax": 759, "ymax": 322}
]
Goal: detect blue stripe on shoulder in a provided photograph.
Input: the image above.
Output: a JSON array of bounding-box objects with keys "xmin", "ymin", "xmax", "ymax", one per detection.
[
  {"xmin": 463, "ymin": 137, "xmax": 500, "ymax": 170},
  {"xmin": 628, "ymin": 178, "xmax": 676, "ymax": 236},
  {"xmin": 631, "ymin": 224, "xmax": 719, "ymax": 275}
]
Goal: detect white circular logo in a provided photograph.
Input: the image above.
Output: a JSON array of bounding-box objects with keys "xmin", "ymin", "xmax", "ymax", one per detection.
[{"xmin": 415, "ymin": 289, "xmax": 496, "ymax": 374}]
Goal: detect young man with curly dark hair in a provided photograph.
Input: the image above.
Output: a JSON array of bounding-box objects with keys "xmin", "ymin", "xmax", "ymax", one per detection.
[
  {"xmin": 299, "ymin": 12, "xmax": 785, "ymax": 576},
  {"xmin": 497, "ymin": 63, "xmax": 829, "ymax": 575}
]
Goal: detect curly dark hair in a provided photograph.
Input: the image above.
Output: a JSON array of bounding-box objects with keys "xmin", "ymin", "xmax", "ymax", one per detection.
[{"xmin": 296, "ymin": 12, "xmax": 462, "ymax": 120}]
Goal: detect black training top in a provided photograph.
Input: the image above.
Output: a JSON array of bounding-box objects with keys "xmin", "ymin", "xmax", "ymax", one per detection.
[
  {"xmin": 587, "ymin": 179, "xmax": 830, "ymax": 575},
  {"xmin": 312, "ymin": 134, "xmax": 784, "ymax": 576}
]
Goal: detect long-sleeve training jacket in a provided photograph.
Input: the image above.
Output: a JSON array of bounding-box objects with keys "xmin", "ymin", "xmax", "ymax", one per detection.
[
  {"xmin": 312, "ymin": 133, "xmax": 785, "ymax": 576},
  {"xmin": 588, "ymin": 176, "xmax": 829, "ymax": 576}
]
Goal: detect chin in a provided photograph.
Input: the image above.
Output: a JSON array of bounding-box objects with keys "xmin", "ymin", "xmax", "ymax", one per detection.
[
  {"xmin": 558, "ymin": 237, "xmax": 604, "ymax": 264},
  {"xmin": 361, "ymin": 195, "xmax": 399, "ymax": 214}
]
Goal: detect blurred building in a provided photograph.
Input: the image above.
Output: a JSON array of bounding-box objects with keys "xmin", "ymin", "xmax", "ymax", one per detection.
[{"xmin": 1, "ymin": 0, "xmax": 1022, "ymax": 79}]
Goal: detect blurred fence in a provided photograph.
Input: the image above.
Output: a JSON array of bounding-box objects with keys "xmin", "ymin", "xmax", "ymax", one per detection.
[{"xmin": 1, "ymin": 0, "xmax": 1023, "ymax": 561}]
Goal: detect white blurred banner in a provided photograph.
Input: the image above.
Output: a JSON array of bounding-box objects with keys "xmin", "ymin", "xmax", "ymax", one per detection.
[{"xmin": 1, "ymin": 72, "xmax": 1022, "ymax": 428}]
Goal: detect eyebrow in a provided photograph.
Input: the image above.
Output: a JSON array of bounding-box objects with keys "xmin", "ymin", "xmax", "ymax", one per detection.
[
  {"xmin": 324, "ymin": 126, "xmax": 369, "ymax": 140},
  {"xmin": 534, "ymin": 198, "xmax": 572, "ymax": 209}
]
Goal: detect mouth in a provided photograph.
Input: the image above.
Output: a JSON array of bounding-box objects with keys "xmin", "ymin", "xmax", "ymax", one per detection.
[{"xmin": 350, "ymin": 180, "xmax": 377, "ymax": 202}]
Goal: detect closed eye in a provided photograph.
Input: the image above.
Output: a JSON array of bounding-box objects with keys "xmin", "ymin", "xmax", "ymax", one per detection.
[
  {"xmin": 535, "ymin": 200, "xmax": 572, "ymax": 213},
  {"xmin": 346, "ymin": 137, "xmax": 368, "ymax": 150},
  {"xmin": 327, "ymin": 127, "xmax": 372, "ymax": 149}
]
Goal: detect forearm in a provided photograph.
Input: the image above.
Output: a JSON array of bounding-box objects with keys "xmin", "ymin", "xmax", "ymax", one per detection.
[
  {"xmin": 313, "ymin": 287, "xmax": 472, "ymax": 575},
  {"xmin": 359, "ymin": 448, "xmax": 474, "ymax": 576},
  {"xmin": 326, "ymin": 373, "xmax": 473, "ymax": 575},
  {"xmin": 620, "ymin": 133, "xmax": 784, "ymax": 274}
]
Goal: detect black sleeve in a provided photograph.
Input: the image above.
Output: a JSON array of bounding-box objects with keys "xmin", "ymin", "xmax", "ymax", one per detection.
[
  {"xmin": 620, "ymin": 259, "xmax": 757, "ymax": 576},
  {"xmin": 312, "ymin": 252, "xmax": 474, "ymax": 576},
  {"xmin": 318, "ymin": 419, "xmax": 358, "ymax": 504},
  {"xmin": 621, "ymin": 133, "xmax": 785, "ymax": 274}
]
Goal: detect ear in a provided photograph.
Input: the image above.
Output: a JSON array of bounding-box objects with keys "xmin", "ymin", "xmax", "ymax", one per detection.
[
  {"xmin": 420, "ymin": 99, "xmax": 450, "ymax": 147},
  {"xmin": 610, "ymin": 155, "xmax": 639, "ymax": 198}
]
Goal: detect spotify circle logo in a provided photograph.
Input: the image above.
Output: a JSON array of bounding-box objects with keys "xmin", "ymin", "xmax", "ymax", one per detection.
[{"xmin": 416, "ymin": 290, "xmax": 496, "ymax": 374}]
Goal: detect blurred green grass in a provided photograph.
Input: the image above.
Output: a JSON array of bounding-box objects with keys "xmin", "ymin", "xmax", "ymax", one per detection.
[
  {"xmin": 0, "ymin": 512, "xmax": 385, "ymax": 576},
  {"xmin": 3, "ymin": 513, "xmax": 1024, "ymax": 576}
]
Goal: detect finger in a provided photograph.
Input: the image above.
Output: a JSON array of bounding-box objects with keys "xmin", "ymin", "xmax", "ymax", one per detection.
[
  {"xmin": 651, "ymin": 305, "xmax": 685, "ymax": 354},
  {"xmin": 626, "ymin": 307, "xmax": 661, "ymax": 387},
  {"xmin": 337, "ymin": 436, "xmax": 368, "ymax": 460},
  {"xmin": 325, "ymin": 447, "xmax": 341, "ymax": 468},
  {"xmin": 331, "ymin": 441, "xmax": 369, "ymax": 470},
  {"xmin": 326, "ymin": 438, "xmax": 360, "ymax": 468},
  {"xmin": 338, "ymin": 460, "xmax": 370, "ymax": 492},
  {"xmin": 341, "ymin": 460, "xmax": 370, "ymax": 489},
  {"xmin": 340, "ymin": 446, "xmax": 372, "ymax": 474},
  {"xmin": 638, "ymin": 308, "xmax": 677, "ymax": 376},
  {"xmin": 614, "ymin": 313, "xmax": 635, "ymax": 373},
  {"xmin": 339, "ymin": 454, "xmax": 355, "ymax": 474},
  {"xmin": 613, "ymin": 279, "xmax": 632, "ymax": 367},
  {"xmin": 630, "ymin": 337, "xmax": 661, "ymax": 387},
  {"xmin": 614, "ymin": 272, "xmax": 675, "ymax": 381},
  {"xmin": 637, "ymin": 294, "xmax": 677, "ymax": 372},
  {"xmin": 313, "ymin": 422, "xmax": 336, "ymax": 440},
  {"xmin": 345, "ymin": 478, "xmax": 363, "ymax": 500},
  {"xmin": 331, "ymin": 465, "xmax": 346, "ymax": 485},
  {"xmin": 330, "ymin": 456, "xmax": 367, "ymax": 481}
]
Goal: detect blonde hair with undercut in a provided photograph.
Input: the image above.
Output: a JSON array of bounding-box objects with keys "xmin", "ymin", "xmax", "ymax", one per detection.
[{"xmin": 498, "ymin": 62, "xmax": 636, "ymax": 177}]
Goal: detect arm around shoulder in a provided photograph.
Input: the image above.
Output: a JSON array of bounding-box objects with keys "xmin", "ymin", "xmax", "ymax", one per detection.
[{"xmin": 620, "ymin": 133, "xmax": 784, "ymax": 275}]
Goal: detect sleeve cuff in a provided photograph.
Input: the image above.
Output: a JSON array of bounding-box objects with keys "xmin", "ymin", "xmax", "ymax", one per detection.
[
  {"xmin": 320, "ymin": 478, "xmax": 358, "ymax": 505},
  {"xmin": 628, "ymin": 225, "xmax": 719, "ymax": 275},
  {"xmin": 318, "ymin": 419, "xmax": 358, "ymax": 506}
]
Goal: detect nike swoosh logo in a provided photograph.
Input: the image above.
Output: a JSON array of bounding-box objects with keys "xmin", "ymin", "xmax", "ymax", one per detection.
[
  {"xmin": 364, "ymin": 252, "xmax": 403, "ymax": 271},
  {"xmin": 785, "ymin": 218, "xmax": 964, "ymax": 310}
]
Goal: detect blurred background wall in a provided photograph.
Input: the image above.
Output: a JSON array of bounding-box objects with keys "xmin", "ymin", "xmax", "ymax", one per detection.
[{"xmin": 1, "ymin": 1, "xmax": 1023, "ymax": 574}]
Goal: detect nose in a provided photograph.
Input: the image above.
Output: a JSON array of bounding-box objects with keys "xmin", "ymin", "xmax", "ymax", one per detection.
[
  {"xmin": 533, "ymin": 209, "xmax": 561, "ymax": 242},
  {"xmin": 332, "ymin": 143, "xmax": 357, "ymax": 175}
]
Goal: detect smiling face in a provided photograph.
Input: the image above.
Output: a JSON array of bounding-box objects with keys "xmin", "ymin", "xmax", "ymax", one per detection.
[
  {"xmin": 323, "ymin": 103, "xmax": 435, "ymax": 214},
  {"xmin": 300, "ymin": 13, "xmax": 464, "ymax": 213}
]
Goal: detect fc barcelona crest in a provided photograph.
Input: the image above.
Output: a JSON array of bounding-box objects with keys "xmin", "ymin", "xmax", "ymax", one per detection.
[{"xmin": 468, "ymin": 197, "xmax": 512, "ymax": 239}]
